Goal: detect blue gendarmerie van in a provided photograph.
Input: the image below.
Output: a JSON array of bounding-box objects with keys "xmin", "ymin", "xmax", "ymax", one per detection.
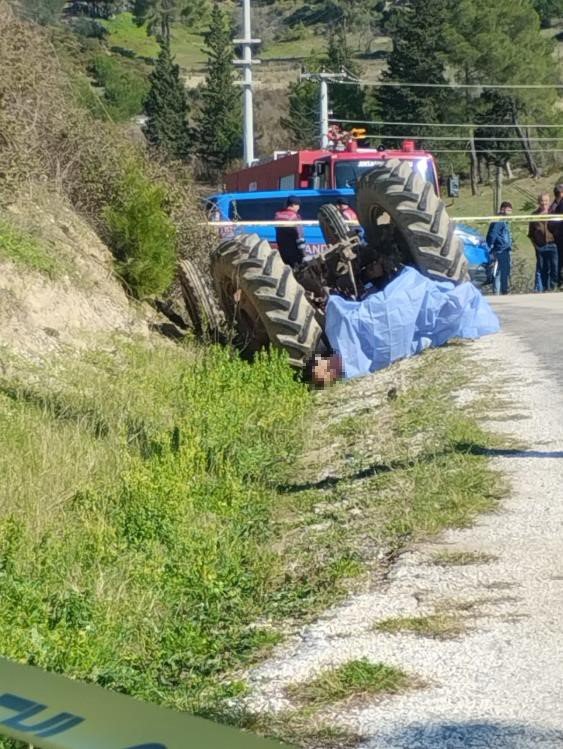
[{"xmin": 204, "ymin": 188, "xmax": 491, "ymax": 286}]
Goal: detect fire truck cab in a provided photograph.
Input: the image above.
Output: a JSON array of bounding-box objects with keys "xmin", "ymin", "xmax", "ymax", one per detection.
[{"xmin": 224, "ymin": 140, "xmax": 440, "ymax": 196}]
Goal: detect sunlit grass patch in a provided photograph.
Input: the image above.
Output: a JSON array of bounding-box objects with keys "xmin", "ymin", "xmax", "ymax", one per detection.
[
  {"xmin": 431, "ymin": 550, "xmax": 498, "ymax": 566},
  {"xmin": 374, "ymin": 613, "xmax": 467, "ymax": 639},
  {"xmin": 0, "ymin": 218, "xmax": 65, "ymax": 277},
  {"xmin": 286, "ymin": 659, "xmax": 411, "ymax": 708}
]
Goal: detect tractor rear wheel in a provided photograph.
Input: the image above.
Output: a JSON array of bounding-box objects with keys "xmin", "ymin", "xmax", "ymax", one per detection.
[
  {"xmin": 356, "ymin": 159, "xmax": 468, "ymax": 283},
  {"xmin": 178, "ymin": 258, "xmax": 224, "ymax": 338},
  {"xmin": 211, "ymin": 235, "xmax": 322, "ymax": 367},
  {"xmin": 318, "ymin": 203, "xmax": 349, "ymax": 245}
]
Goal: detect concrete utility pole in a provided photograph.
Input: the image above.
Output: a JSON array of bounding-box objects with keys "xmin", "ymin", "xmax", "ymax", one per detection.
[
  {"xmin": 233, "ymin": 0, "xmax": 260, "ymax": 167},
  {"xmin": 300, "ymin": 70, "xmax": 355, "ymax": 148}
]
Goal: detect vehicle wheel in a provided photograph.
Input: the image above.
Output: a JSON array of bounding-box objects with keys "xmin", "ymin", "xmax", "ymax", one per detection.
[
  {"xmin": 211, "ymin": 234, "xmax": 322, "ymax": 368},
  {"xmin": 356, "ymin": 159, "xmax": 469, "ymax": 283},
  {"xmin": 178, "ymin": 258, "xmax": 224, "ymax": 338},
  {"xmin": 318, "ymin": 203, "xmax": 349, "ymax": 245}
]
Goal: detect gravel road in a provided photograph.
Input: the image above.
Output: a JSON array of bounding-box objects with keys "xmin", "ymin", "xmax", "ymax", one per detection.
[{"xmin": 246, "ymin": 294, "xmax": 563, "ymax": 749}]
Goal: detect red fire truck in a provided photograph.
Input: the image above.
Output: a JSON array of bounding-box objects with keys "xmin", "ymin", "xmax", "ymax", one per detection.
[{"xmin": 224, "ymin": 139, "xmax": 440, "ymax": 195}]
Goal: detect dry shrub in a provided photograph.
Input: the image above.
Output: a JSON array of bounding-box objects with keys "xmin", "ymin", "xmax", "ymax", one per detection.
[
  {"xmin": 0, "ymin": 1, "xmax": 129, "ymax": 211},
  {"xmin": 0, "ymin": 1, "xmax": 214, "ymax": 295}
]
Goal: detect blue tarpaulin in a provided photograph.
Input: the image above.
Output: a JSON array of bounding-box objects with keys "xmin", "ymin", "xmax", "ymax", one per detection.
[{"xmin": 325, "ymin": 266, "xmax": 500, "ymax": 380}]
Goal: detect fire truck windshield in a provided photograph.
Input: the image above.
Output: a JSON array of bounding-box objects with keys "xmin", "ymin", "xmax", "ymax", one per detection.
[{"xmin": 334, "ymin": 158, "xmax": 434, "ymax": 189}]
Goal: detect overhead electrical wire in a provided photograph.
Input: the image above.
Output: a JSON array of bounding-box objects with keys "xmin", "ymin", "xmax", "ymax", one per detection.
[
  {"xmin": 329, "ymin": 118, "xmax": 563, "ymax": 129},
  {"xmin": 357, "ymin": 133, "xmax": 563, "ymax": 142},
  {"xmin": 334, "ymin": 79, "xmax": 563, "ymax": 89},
  {"xmin": 420, "ymin": 148, "xmax": 563, "ymax": 154}
]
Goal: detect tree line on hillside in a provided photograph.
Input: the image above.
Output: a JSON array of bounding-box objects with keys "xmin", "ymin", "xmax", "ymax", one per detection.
[
  {"xmin": 8, "ymin": 0, "xmax": 563, "ymax": 183},
  {"xmin": 10, "ymin": 0, "xmax": 239, "ymax": 180},
  {"xmin": 286, "ymin": 0, "xmax": 562, "ymax": 188},
  {"xmin": 143, "ymin": 2, "xmax": 240, "ymax": 178}
]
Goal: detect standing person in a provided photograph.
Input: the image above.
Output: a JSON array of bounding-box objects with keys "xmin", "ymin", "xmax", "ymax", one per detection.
[
  {"xmin": 551, "ymin": 183, "xmax": 563, "ymax": 287},
  {"xmin": 274, "ymin": 196, "xmax": 307, "ymax": 268},
  {"xmin": 336, "ymin": 198, "xmax": 358, "ymax": 222},
  {"xmin": 528, "ymin": 192, "xmax": 559, "ymax": 292},
  {"xmin": 486, "ymin": 201, "xmax": 513, "ymax": 295}
]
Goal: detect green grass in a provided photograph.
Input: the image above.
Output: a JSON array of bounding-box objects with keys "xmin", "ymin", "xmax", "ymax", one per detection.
[
  {"xmin": 102, "ymin": 12, "xmax": 159, "ymax": 59},
  {"xmin": 262, "ymin": 36, "xmax": 325, "ymax": 60},
  {"xmin": 264, "ymin": 347, "xmax": 505, "ymax": 624},
  {"xmin": 286, "ymin": 659, "xmax": 411, "ymax": 708},
  {"xmin": 0, "ymin": 341, "xmax": 310, "ymax": 715},
  {"xmin": 102, "ymin": 13, "xmax": 207, "ymax": 70},
  {"xmin": 431, "ymin": 550, "xmax": 498, "ymax": 566},
  {"xmin": 0, "ymin": 336, "xmax": 504, "ymax": 745},
  {"xmin": 234, "ymin": 708, "xmax": 363, "ymax": 749},
  {"xmin": 374, "ymin": 613, "xmax": 467, "ymax": 639},
  {"xmin": 0, "ymin": 218, "xmax": 65, "ymax": 277}
]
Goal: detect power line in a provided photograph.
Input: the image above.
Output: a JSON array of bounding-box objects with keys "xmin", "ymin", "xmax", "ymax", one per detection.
[
  {"xmin": 330, "ymin": 118, "xmax": 563, "ymax": 129},
  {"xmin": 426, "ymin": 148, "xmax": 563, "ymax": 154},
  {"xmin": 361, "ymin": 133, "xmax": 563, "ymax": 142},
  {"xmin": 336, "ymin": 79, "xmax": 563, "ymax": 89}
]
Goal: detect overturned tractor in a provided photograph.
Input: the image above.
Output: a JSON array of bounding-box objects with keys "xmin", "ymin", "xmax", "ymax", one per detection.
[{"xmin": 180, "ymin": 159, "xmax": 469, "ymax": 368}]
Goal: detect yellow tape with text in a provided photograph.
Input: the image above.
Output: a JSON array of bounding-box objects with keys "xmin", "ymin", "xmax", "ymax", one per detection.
[{"xmin": 0, "ymin": 658, "xmax": 290, "ymax": 749}]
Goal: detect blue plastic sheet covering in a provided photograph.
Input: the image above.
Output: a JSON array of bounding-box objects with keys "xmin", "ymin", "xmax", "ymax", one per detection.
[{"xmin": 325, "ymin": 266, "xmax": 500, "ymax": 380}]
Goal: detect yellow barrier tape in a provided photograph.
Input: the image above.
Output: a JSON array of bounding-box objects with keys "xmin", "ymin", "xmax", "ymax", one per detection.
[
  {"xmin": 203, "ymin": 215, "xmax": 563, "ymax": 227},
  {"xmin": 0, "ymin": 658, "xmax": 290, "ymax": 749}
]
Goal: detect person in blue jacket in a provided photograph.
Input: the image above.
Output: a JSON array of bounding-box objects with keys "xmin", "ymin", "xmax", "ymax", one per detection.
[{"xmin": 486, "ymin": 202, "xmax": 513, "ymax": 295}]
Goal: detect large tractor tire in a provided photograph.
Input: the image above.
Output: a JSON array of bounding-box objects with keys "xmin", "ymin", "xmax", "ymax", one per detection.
[
  {"xmin": 211, "ymin": 234, "xmax": 322, "ymax": 368},
  {"xmin": 318, "ymin": 203, "xmax": 349, "ymax": 245},
  {"xmin": 356, "ymin": 159, "xmax": 469, "ymax": 283},
  {"xmin": 178, "ymin": 258, "xmax": 224, "ymax": 338}
]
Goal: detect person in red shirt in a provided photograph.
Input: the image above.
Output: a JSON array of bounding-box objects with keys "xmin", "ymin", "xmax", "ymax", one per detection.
[
  {"xmin": 274, "ymin": 196, "xmax": 307, "ymax": 268},
  {"xmin": 336, "ymin": 198, "xmax": 358, "ymax": 222}
]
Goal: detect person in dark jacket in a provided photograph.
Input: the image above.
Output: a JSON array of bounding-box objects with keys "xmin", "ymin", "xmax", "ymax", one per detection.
[
  {"xmin": 528, "ymin": 192, "xmax": 559, "ymax": 292},
  {"xmin": 274, "ymin": 196, "xmax": 307, "ymax": 268},
  {"xmin": 487, "ymin": 201, "xmax": 513, "ymax": 295},
  {"xmin": 551, "ymin": 183, "xmax": 563, "ymax": 287}
]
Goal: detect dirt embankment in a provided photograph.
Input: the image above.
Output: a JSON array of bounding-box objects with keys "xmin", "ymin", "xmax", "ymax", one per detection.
[{"xmin": 0, "ymin": 194, "xmax": 153, "ymax": 359}]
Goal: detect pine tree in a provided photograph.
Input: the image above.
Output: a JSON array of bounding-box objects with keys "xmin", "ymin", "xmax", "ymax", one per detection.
[
  {"xmin": 370, "ymin": 0, "xmax": 462, "ymax": 142},
  {"xmin": 326, "ymin": 25, "xmax": 364, "ymax": 125},
  {"xmin": 133, "ymin": 0, "xmax": 178, "ymax": 42},
  {"xmin": 445, "ymin": 0, "xmax": 559, "ymax": 177},
  {"xmin": 281, "ymin": 78, "xmax": 319, "ymax": 148},
  {"xmin": 194, "ymin": 3, "xmax": 242, "ymax": 176},
  {"xmin": 143, "ymin": 37, "xmax": 191, "ymax": 160}
]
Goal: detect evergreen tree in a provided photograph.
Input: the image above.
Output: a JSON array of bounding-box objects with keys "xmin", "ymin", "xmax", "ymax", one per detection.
[
  {"xmin": 17, "ymin": 0, "xmax": 67, "ymax": 24},
  {"xmin": 326, "ymin": 25, "xmax": 364, "ymax": 124},
  {"xmin": 281, "ymin": 78, "xmax": 319, "ymax": 148},
  {"xmin": 143, "ymin": 37, "xmax": 191, "ymax": 160},
  {"xmin": 133, "ymin": 0, "xmax": 179, "ymax": 42},
  {"xmin": 195, "ymin": 3, "xmax": 242, "ymax": 176},
  {"xmin": 445, "ymin": 0, "xmax": 559, "ymax": 176},
  {"xmin": 372, "ymin": 0, "xmax": 559, "ymax": 178},
  {"xmin": 336, "ymin": 0, "xmax": 385, "ymax": 54},
  {"xmin": 370, "ymin": 0, "xmax": 461, "ymax": 143}
]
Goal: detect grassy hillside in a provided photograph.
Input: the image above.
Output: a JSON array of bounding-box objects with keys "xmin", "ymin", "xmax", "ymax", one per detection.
[{"xmin": 103, "ymin": 11, "xmax": 208, "ymax": 69}]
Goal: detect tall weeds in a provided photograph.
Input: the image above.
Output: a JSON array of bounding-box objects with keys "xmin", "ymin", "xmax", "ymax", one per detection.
[{"xmin": 0, "ymin": 342, "xmax": 309, "ymax": 713}]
